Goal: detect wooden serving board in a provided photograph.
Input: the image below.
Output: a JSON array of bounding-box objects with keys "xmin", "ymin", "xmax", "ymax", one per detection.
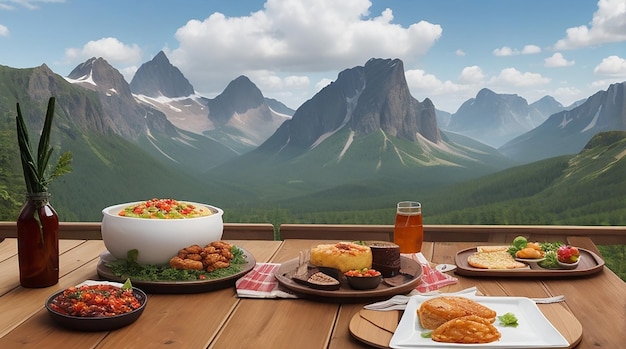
[
  {"xmin": 275, "ymin": 256, "xmax": 422, "ymax": 303},
  {"xmin": 349, "ymin": 303, "xmax": 582, "ymax": 348},
  {"xmin": 454, "ymin": 247, "xmax": 604, "ymax": 277}
]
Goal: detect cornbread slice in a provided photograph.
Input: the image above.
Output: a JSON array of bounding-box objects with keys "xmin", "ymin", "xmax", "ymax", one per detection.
[{"xmin": 309, "ymin": 242, "xmax": 372, "ymax": 272}]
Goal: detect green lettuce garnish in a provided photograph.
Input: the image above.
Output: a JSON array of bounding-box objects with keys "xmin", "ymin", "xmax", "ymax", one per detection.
[{"xmin": 498, "ymin": 312, "xmax": 519, "ymax": 327}]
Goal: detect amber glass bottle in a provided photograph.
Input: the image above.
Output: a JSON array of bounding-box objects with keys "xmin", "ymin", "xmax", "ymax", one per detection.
[{"xmin": 16, "ymin": 192, "xmax": 59, "ymax": 288}]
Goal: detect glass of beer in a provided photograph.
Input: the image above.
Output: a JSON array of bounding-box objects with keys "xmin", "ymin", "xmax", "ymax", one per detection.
[{"xmin": 394, "ymin": 201, "xmax": 423, "ymax": 253}]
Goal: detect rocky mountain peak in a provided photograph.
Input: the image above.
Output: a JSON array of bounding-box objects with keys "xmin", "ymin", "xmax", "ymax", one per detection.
[
  {"xmin": 67, "ymin": 57, "xmax": 133, "ymax": 99},
  {"xmin": 352, "ymin": 58, "xmax": 440, "ymax": 143},
  {"xmin": 65, "ymin": 56, "xmax": 177, "ymax": 140},
  {"xmin": 258, "ymin": 58, "xmax": 440, "ymax": 155},
  {"xmin": 130, "ymin": 51, "xmax": 194, "ymax": 98},
  {"xmin": 208, "ymin": 75, "xmax": 266, "ymax": 125}
]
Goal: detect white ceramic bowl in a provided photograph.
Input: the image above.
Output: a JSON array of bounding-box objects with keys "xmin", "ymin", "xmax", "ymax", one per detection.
[{"xmin": 101, "ymin": 201, "xmax": 224, "ymax": 265}]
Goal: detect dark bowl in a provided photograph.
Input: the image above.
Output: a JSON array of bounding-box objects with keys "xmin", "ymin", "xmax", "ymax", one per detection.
[
  {"xmin": 345, "ymin": 274, "xmax": 383, "ymax": 290},
  {"xmin": 45, "ymin": 286, "xmax": 147, "ymax": 331}
]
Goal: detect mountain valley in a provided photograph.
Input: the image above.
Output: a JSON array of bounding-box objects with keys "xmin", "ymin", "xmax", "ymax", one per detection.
[{"xmin": 0, "ymin": 54, "xmax": 625, "ymax": 230}]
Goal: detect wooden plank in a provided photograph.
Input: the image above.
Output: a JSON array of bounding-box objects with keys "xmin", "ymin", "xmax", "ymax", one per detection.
[
  {"xmin": 2, "ymin": 221, "xmax": 625, "ymax": 244},
  {"xmin": 223, "ymin": 223, "xmax": 276, "ymax": 240},
  {"xmin": 1, "ymin": 222, "xmax": 277, "ymax": 240},
  {"xmin": 279, "ymin": 224, "xmax": 393, "ymax": 241}
]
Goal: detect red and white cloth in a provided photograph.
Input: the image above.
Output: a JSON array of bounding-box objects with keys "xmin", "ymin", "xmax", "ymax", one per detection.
[
  {"xmin": 235, "ymin": 263, "xmax": 297, "ymax": 298},
  {"xmin": 406, "ymin": 252, "xmax": 458, "ymax": 293},
  {"xmin": 236, "ymin": 252, "xmax": 456, "ymax": 299}
]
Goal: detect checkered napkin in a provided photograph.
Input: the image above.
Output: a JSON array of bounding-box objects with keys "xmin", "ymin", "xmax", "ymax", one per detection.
[
  {"xmin": 235, "ymin": 263, "xmax": 297, "ymax": 298},
  {"xmin": 407, "ymin": 252, "xmax": 458, "ymax": 293}
]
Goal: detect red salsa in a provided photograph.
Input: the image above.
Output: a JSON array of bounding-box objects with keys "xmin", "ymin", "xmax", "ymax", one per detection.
[
  {"xmin": 49, "ymin": 284, "xmax": 141, "ymax": 317},
  {"xmin": 344, "ymin": 268, "xmax": 382, "ymax": 277}
]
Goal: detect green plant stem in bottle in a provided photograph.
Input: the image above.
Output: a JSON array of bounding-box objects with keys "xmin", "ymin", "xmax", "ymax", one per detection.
[{"xmin": 15, "ymin": 97, "xmax": 72, "ymax": 287}]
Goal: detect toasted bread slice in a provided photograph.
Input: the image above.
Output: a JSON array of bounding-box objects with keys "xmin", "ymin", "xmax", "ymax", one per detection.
[{"xmin": 467, "ymin": 250, "xmax": 527, "ymax": 269}]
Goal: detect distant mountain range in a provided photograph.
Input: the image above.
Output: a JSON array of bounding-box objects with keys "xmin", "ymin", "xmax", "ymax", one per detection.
[
  {"xmin": 500, "ymin": 82, "xmax": 626, "ymax": 163},
  {"xmin": 444, "ymin": 89, "xmax": 569, "ymax": 148},
  {"xmin": 0, "ymin": 52, "xmax": 625, "ymax": 222}
]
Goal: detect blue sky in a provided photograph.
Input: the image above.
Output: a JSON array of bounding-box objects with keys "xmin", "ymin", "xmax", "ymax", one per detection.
[{"xmin": 1, "ymin": 0, "xmax": 625, "ymax": 113}]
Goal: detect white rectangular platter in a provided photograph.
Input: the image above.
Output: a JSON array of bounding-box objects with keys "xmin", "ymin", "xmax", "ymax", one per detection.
[{"xmin": 390, "ymin": 294, "xmax": 569, "ymax": 348}]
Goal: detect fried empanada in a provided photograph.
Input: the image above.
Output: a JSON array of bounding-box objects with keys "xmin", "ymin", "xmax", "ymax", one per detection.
[
  {"xmin": 431, "ymin": 315, "xmax": 501, "ymax": 344},
  {"xmin": 418, "ymin": 296, "xmax": 497, "ymax": 330}
]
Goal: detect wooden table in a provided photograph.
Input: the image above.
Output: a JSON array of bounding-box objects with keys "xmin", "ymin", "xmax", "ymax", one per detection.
[{"xmin": 0, "ymin": 238, "xmax": 624, "ymax": 348}]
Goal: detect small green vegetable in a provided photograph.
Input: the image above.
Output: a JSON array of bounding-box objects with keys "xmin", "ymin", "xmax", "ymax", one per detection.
[
  {"xmin": 420, "ymin": 331, "xmax": 432, "ymax": 338},
  {"xmin": 508, "ymin": 236, "xmax": 528, "ymax": 257},
  {"xmin": 513, "ymin": 236, "xmax": 528, "ymax": 249},
  {"xmin": 122, "ymin": 278, "xmax": 133, "ymax": 290},
  {"xmin": 498, "ymin": 312, "xmax": 519, "ymax": 327}
]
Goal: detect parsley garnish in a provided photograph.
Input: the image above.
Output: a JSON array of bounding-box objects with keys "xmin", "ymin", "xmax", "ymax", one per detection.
[
  {"xmin": 498, "ymin": 312, "xmax": 519, "ymax": 327},
  {"xmin": 106, "ymin": 246, "xmax": 247, "ymax": 281}
]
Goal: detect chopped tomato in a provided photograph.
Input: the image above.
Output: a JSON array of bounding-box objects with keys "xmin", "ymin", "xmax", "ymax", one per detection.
[{"xmin": 344, "ymin": 268, "xmax": 381, "ymax": 277}]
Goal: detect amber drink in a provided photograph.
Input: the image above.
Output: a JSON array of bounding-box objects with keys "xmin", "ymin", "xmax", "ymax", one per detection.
[{"xmin": 394, "ymin": 201, "xmax": 423, "ymax": 253}]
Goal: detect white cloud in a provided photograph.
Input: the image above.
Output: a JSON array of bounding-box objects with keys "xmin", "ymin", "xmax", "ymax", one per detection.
[
  {"xmin": 494, "ymin": 44, "xmax": 541, "ymax": 57},
  {"xmin": 552, "ymin": 86, "xmax": 584, "ymax": 106},
  {"xmin": 455, "ymin": 49, "xmax": 466, "ymax": 56},
  {"xmin": 555, "ymin": 0, "xmax": 626, "ymax": 49},
  {"xmin": 167, "ymin": 0, "xmax": 442, "ymax": 108},
  {"xmin": 488, "ymin": 67, "xmax": 551, "ymax": 87},
  {"xmin": 593, "ymin": 55, "xmax": 626, "ymax": 76},
  {"xmin": 315, "ymin": 78, "xmax": 333, "ymax": 92},
  {"xmin": 493, "ymin": 46, "xmax": 518, "ymax": 56},
  {"xmin": 404, "ymin": 68, "xmax": 481, "ymax": 112},
  {"xmin": 119, "ymin": 66, "xmax": 138, "ymax": 83},
  {"xmin": 544, "ymin": 53, "xmax": 575, "ymax": 67},
  {"xmin": 64, "ymin": 37, "xmax": 142, "ymax": 66},
  {"xmin": 0, "ymin": 24, "xmax": 8, "ymax": 36},
  {"xmin": 0, "ymin": 0, "xmax": 65, "ymax": 10},
  {"xmin": 458, "ymin": 66, "xmax": 484, "ymax": 84},
  {"xmin": 522, "ymin": 45, "xmax": 541, "ymax": 54}
]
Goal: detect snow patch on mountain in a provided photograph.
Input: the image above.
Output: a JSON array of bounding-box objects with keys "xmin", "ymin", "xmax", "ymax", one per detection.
[
  {"xmin": 559, "ymin": 113, "xmax": 572, "ymax": 128},
  {"xmin": 581, "ymin": 106, "xmax": 602, "ymax": 133},
  {"xmin": 338, "ymin": 130, "xmax": 355, "ymax": 162},
  {"xmin": 134, "ymin": 93, "xmax": 214, "ymax": 134},
  {"xmin": 64, "ymin": 71, "xmax": 96, "ymax": 86},
  {"xmin": 311, "ymin": 93, "xmax": 360, "ymax": 149}
]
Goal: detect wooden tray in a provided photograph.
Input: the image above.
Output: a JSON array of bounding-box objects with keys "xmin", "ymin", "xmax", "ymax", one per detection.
[
  {"xmin": 349, "ymin": 303, "xmax": 582, "ymax": 348},
  {"xmin": 96, "ymin": 248, "xmax": 256, "ymax": 294},
  {"xmin": 454, "ymin": 247, "xmax": 604, "ymax": 277},
  {"xmin": 275, "ymin": 256, "xmax": 422, "ymax": 303}
]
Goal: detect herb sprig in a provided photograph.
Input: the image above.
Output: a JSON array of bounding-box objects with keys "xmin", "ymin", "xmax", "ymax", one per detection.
[
  {"xmin": 16, "ymin": 97, "xmax": 72, "ymax": 194},
  {"xmin": 106, "ymin": 247, "xmax": 247, "ymax": 281}
]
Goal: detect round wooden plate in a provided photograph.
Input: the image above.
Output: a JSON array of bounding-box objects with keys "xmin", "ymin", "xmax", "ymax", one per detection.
[
  {"xmin": 275, "ymin": 256, "xmax": 423, "ymax": 303},
  {"xmin": 349, "ymin": 303, "xmax": 582, "ymax": 348}
]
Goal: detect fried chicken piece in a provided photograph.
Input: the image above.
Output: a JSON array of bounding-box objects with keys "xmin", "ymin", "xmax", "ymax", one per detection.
[
  {"xmin": 170, "ymin": 241, "xmax": 235, "ymax": 272},
  {"xmin": 177, "ymin": 244, "xmax": 203, "ymax": 258},
  {"xmin": 432, "ymin": 315, "xmax": 501, "ymax": 344},
  {"xmin": 210, "ymin": 241, "xmax": 232, "ymax": 250},
  {"xmin": 206, "ymin": 260, "xmax": 230, "ymax": 272},
  {"xmin": 169, "ymin": 256, "xmax": 204, "ymax": 270}
]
